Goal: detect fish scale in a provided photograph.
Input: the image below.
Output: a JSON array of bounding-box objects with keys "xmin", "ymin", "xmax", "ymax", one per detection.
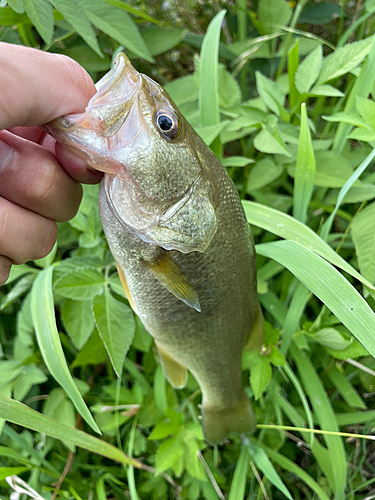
[{"xmin": 42, "ymin": 52, "xmax": 264, "ymax": 444}]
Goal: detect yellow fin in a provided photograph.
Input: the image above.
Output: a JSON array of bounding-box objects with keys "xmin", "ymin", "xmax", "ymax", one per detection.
[
  {"xmin": 202, "ymin": 391, "xmax": 256, "ymax": 445},
  {"xmin": 116, "ymin": 262, "xmax": 137, "ymax": 312},
  {"xmin": 143, "ymin": 253, "xmax": 201, "ymax": 312},
  {"xmin": 244, "ymin": 302, "xmax": 264, "ymax": 351},
  {"xmin": 156, "ymin": 342, "xmax": 188, "ymax": 389}
]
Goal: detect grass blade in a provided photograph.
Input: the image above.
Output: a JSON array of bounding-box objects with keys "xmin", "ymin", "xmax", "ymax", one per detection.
[
  {"xmin": 256, "ymin": 240, "xmax": 375, "ymax": 358},
  {"xmin": 293, "ymin": 103, "xmax": 315, "ymax": 223},
  {"xmin": 0, "ymin": 394, "xmax": 139, "ymax": 467},
  {"xmin": 31, "ymin": 266, "xmax": 100, "ymax": 433},
  {"xmin": 281, "ymin": 282, "xmax": 310, "ymax": 355},
  {"xmin": 320, "ymin": 147, "xmax": 375, "ymax": 241},
  {"xmin": 199, "ymin": 9, "xmax": 226, "ymax": 158},
  {"xmin": 243, "ymin": 200, "xmax": 375, "ymax": 290},
  {"xmin": 228, "ymin": 445, "xmax": 248, "ymax": 500},
  {"xmin": 291, "ymin": 344, "xmax": 346, "ymax": 498}
]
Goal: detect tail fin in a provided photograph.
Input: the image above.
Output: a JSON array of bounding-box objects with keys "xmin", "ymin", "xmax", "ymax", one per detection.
[{"xmin": 202, "ymin": 392, "xmax": 256, "ymax": 445}]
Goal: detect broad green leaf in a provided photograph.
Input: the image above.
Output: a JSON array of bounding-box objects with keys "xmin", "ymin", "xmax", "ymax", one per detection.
[
  {"xmin": 7, "ymin": 0, "xmax": 25, "ymax": 13},
  {"xmin": 295, "ymin": 45, "xmax": 322, "ymax": 94},
  {"xmin": 351, "ymin": 201, "xmax": 375, "ymax": 284},
  {"xmin": 0, "ymin": 393, "xmax": 139, "ymax": 467},
  {"xmin": 228, "ymin": 446, "xmax": 248, "ymax": 500},
  {"xmin": 142, "ymin": 26, "xmax": 186, "ymax": 56},
  {"xmin": 243, "ymin": 200, "xmax": 375, "ymax": 290},
  {"xmin": 199, "ymin": 10, "xmax": 226, "ymax": 128},
  {"xmin": 247, "ymin": 443, "xmax": 293, "ymax": 500},
  {"xmin": 254, "ymin": 121, "xmax": 291, "ymax": 157},
  {"xmin": 0, "ymin": 6, "xmax": 29, "ymax": 25},
  {"xmin": 307, "ymin": 328, "xmax": 352, "ymax": 350},
  {"xmin": 258, "ymin": 0, "xmax": 291, "ymax": 34},
  {"xmin": 355, "ymin": 96, "xmax": 375, "ymax": 129},
  {"xmin": 0, "ymin": 467, "xmax": 30, "ymax": 481},
  {"xmin": 347, "ymin": 128, "xmax": 375, "ymax": 142},
  {"xmin": 23, "ymin": 0, "xmax": 54, "ymax": 44},
  {"xmin": 250, "ymin": 355, "xmax": 272, "ymax": 399},
  {"xmin": 309, "ymin": 84, "xmax": 344, "ymax": 97},
  {"xmin": 71, "ymin": 328, "xmax": 108, "ymax": 368},
  {"xmin": 62, "ymin": 299, "xmax": 95, "ymax": 349},
  {"xmin": 50, "ymin": 0, "xmax": 102, "ymax": 56},
  {"xmin": 222, "ymin": 156, "xmax": 254, "ymax": 167},
  {"xmin": 31, "ymin": 266, "xmax": 100, "ymax": 433},
  {"xmin": 262, "ymin": 445, "xmax": 331, "ymax": 500},
  {"xmin": 55, "ymin": 268, "xmax": 105, "ymax": 301},
  {"xmin": 326, "ymin": 365, "xmax": 366, "ymax": 410},
  {"xmin": 4, "ymin": 264, "xmax": 37, "ymax": 285},
  {"xmin": 196, "ymin": 120, "xmax": 230, "ymax": 145},
  {"xmin": 13, "ymin": 365, "xmax": 47, "ymax": 401},
  {"xmin": 247, "ymin": 158, "xmax": 283, "ymax": 192},
  {"xmin": 317, "ymin": 36, "xmax": 374, "ymax": 84},
  {"xmin": 156, "ymin": 434, "xmax": 184, "ymax": 475},
  {"xmin": 93, "ymin": 289, "xmax": 135, "ymax": 376},
  {"xmin": 256, "ymin": 72, "xmax": 285, "ymax": 117},
  {"xmin": 293, "ymin": 103, "xmax": 315, "ymax": 223},
  {"xmin": 218, "ymin": 64, "xmax": 241, "ymax": 107},
  {"xmin": 323, "ymin": 111, "xmax": 369, "ymax": 128},
  {"xmin": 165, "ymin": 75, "xmax": 198, "ymax": 106},
  {"xmin": 256, "ymin": 240, "xmax": 375, "ymax": 358},
  {"xmin": 77, "ymin": 0, "xmax": 153, "ymax": 62},
  {"xmin": 333, "ymin": 36, "xmax": 375, "ymax": 153},
  {"xmin": 291, "ymin": 344, "xmax": 346, "ymax": 498},
  {"xmin": 43, "ymin": 388, "xmax": 76, "ymax": 450}
]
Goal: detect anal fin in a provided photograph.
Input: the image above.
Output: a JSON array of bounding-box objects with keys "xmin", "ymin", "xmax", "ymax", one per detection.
[
  {"xmin": 156, "ymin": 342, "xmax": 188, "ymax": 389},
  {"xmin": 116, "ymin": 262, "xmax": 137, "ymax": 313},
  {"xmin": 143, "ymin": 252, "xmax": 201, "ymax": 312}
]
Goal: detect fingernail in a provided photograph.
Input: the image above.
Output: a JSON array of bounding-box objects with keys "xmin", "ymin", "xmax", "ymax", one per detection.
[{"xmin": 0, "ymin": 139, "xmax": 13, "ymax": 172}]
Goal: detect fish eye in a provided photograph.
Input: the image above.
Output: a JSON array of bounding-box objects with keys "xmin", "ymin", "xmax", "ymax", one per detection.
[{"xmin": 155, "ymin": 109, "xmax": 180, "ymax": 139}]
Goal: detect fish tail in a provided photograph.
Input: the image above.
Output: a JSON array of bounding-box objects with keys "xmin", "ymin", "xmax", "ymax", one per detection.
[{"xmin": 202, "ymin": 391, "xmax": 256, "ymax": 445}]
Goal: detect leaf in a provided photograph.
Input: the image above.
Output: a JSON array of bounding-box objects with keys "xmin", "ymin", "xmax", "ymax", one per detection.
[
  {"xmin": 12, "ymin": 365, "xmax": 47, "ymax": 401},
  {"xmin": 55, "ymin": 268, "xmax": 105, "ymax": 301},
  {"xmin": 165, "ymin": 75, "xmax": 198, "ymax": 106},
  {"xmin": 156, "ymin": 434, "xmax": 184, "ymax": 474},
  {"xmin": 196, "ymin": 120, "xmax": 230, "ymax": 145},
  {"xmin": 0, "ymin": 393, "xmax": 139, "ymax": 467},
  {"xmin": 293, "ymin": 103, "xmax": 315, "ymax": 223},
  {"xmin": 62, "ymin": 299, "xmax": 95, "ymax": 349},
  {"xmin": 317, "ymin": 36, "xmax": 374, "ymax": 84},
  {"xmin": 199, "ymin": 10, "xmax": 226, "ymax": 128},
  {"xmin": 49, "ymin": 0, "xmax": 102, "ymax": 56},
  {"xmin": 254, "ymin": 120, "xmax": 291, "ymax": 156},
  {"xmin": 309, "ymin": 84, "xmax": 344, "ymax": 97},
  {"xmin": 247, "ymin": 444, "xmax": 293, "ymax": 500},
  {"xmin": 218, "ymin": 64, "xmax": 241, "ymax": 108},
  {"xmin": 142, "ymin": 26, "xmax": 186, "ymax": 57},
  {"xmin": 243, "ymin": 200, "xmax": 375, "ymax": 290},
  {"xmin": 250, "ymin": 354, "xmax": 272, "ymax": 399},
  {"xmin": 351, "ymin": 201, "xmax": 375, "ymax": 284},
  {"xmin": 228, "ymin": 446, "xmax": 248, "ymax": 500},
  {"xmin": 23, "ymin": 0, "xmax": 54, "ymax": 44},
  {"xmin": 307, "ymin": 328, "xmax": 353, "ymax": 350},
  {"xmin": 256, "ymin": 240, "xmax": 375, "ymax": 358},
  {"xmin": 77, "ymin": 0, "xmax": 153, "ymax": 62},
  {"xmin": 222, "ymin": 156, "xmax": 254, "ymax": 167},
  {"xmin": 256, "ymin": 72, "xmax": 285, "ymax": 117},
  {"xmin": 71, "ymin": 329, "xmax": 108, "ymax": 368},
  {"xmin": 295, "ymin": 46, "xmax": 322, "ymax": 94},
  {"xmin": 355, "ymin": 96, "xmax": 375, "ymax": 129},
  {"xmin": 43, "ymin": 388, "xmax": 76, "ymax": 450},
  {"xmin": 31, "ymin": 266, "xmax": 100, "ymax": 433},
  {"xmin": 93, "ymin": 288, "xmax": 135, "ymax": 376},
  {"xmin": 321, "ymin": 147, "xmax": 375, "ymax": 240},
  {"xmin": 258, "ymin": 0, "xmax": 291, "ymax": 34},
  {"xmin": 299, "ymin": 2, "xmax": 341, "ymax": 25},
  {"xmin": 347, "ymin": 128, "xmax": 375, "ymax": 142},
  {"xmin": 291, "ymin": 344, "xmax": 346, "ymax": 498},
  {"xmin": 247, "ymin": 158, "xmax": 283, "ymax": 192}
]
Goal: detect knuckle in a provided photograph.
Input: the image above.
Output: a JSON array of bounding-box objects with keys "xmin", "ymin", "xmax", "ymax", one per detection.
[{"xmin": 33, "ymin": 220, "xmax": 58, "ymax": 260}]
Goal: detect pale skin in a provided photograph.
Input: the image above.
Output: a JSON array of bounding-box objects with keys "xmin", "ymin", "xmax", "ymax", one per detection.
[{"xmin": 0, "ymin": 42, "xmax": 103, "ymax": 285}]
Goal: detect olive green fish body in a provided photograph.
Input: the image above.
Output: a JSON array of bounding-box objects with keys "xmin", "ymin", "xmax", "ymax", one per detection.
[{"xmin": 43, "ymin": 53, "xmax": 263, "ymax": 444}]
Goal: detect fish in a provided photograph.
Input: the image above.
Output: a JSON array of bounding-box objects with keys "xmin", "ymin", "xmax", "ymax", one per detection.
[{"xmin": 42, "ymin": 53, "xmax": 264, "ymax": 445}]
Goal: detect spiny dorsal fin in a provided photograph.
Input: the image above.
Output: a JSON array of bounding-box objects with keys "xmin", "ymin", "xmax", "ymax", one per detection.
[{"xmin": 143, "ymin": 252, "xmax": 201, "ymax": 312}]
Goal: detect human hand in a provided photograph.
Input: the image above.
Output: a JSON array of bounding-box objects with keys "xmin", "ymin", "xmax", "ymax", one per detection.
[{"xmin": 0, "ymin": 42, "xmax": 103, "ymax": 285}]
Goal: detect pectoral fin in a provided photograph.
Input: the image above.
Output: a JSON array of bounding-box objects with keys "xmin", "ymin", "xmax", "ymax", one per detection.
[
  {"xmin": 156, "ymin": 342, "xmax": 188, "ymax": 389},
  {"xmin": 143, "ymin": 253, "xmax": 201, "ymax": 312},
  {"xmin": 116, "ymin": 262, "xmax": 137, "ymax": 313}
]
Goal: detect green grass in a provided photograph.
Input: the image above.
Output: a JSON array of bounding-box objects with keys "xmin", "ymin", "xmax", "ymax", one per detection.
[{"xmin": 2, "ymin": 1, "xmax": 375, "ymax": 499}]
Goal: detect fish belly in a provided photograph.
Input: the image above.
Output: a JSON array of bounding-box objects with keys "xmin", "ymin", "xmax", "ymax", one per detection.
[{"xmin": 98, "ymin": 165, "xmax": 260, "ymax": 443}]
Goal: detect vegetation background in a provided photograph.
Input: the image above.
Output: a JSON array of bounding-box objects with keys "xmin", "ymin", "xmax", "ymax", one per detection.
[{"xmin": 2, "ymin": 0, "xmax": 375, "ymax": 498}]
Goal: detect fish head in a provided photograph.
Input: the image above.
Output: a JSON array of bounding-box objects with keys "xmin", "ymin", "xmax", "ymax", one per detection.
[{"xmin": 43, "ymin": 53, "xmax": 218, "ymax": 253}]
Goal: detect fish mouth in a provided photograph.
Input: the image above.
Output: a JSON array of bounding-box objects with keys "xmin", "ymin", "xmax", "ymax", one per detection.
[{"xmin": 104, "ymin": 173, "xmax": 217, "ymax": 253}]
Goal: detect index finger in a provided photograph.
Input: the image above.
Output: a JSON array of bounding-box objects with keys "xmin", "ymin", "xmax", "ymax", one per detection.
[{"xmin": 0, "ymin": 43, "xmax": 96, "ymax": 130}]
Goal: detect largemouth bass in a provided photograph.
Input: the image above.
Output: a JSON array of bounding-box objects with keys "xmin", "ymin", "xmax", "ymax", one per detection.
[{"xmin": 43, "ymin": 53, "xmax": 263, "ymax": 445}]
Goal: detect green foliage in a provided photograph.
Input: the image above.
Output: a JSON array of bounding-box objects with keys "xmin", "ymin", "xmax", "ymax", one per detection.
[{"xmin": 2, "ymin": 1, "xmax": 375, "ymax": 499}]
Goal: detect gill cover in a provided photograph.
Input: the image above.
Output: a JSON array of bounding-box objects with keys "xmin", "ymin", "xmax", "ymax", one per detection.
[{"xmin": 43, "ymin": 53, "xmax": 218, "ymax": 253}]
